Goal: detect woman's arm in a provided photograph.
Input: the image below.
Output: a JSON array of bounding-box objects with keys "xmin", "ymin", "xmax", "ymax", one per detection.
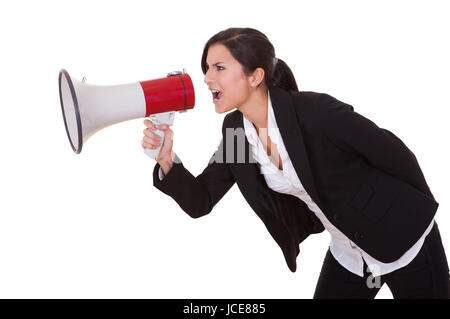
[
  {"xmin": 152, "ymin": 138, "xmax": 235, "ymax": 219},
  {"xmin": 319, "ymin": 94, "xmax": 435, "ymax": 200}
]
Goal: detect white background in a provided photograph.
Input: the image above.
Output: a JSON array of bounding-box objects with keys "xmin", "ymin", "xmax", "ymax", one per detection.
[{"xmin": 0, "ymin": 0, "xmax": 448, "ymax": 299}]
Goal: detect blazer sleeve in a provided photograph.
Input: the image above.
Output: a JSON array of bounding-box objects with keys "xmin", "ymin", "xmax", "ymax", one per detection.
[
  {"xmin": 152, "ymin": 136, "xmax": 235, "ymax": 219},
  {"xmin": 319, "ymin": 94, "xmax": 435, "ymax": 200}
]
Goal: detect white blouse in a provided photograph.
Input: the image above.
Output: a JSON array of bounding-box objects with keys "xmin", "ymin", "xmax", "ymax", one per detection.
[{"xmin": 242, "ymin": 91, "xmax": 435, "ymax": 277}]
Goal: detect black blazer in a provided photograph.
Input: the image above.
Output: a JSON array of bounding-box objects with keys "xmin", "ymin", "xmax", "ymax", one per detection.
[{"xmin": 153, "ymin": 86, "xmax": 438, "ymax": 272}]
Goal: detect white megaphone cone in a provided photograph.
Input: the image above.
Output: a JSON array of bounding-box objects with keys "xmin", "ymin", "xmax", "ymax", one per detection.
[{"xmin": 58, "ymin": 69, "xmax": 195, "ymax": 158}]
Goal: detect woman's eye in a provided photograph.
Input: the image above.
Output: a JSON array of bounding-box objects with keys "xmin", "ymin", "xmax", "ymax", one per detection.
[{"xmin": 217, "ymin": 66, "xmax": 224, "ymax": 71}]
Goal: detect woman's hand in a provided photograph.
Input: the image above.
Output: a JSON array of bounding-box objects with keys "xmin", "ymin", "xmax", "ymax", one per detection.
[{"xmin": 142, "ymin": 119, "xmax": 175, "ymax": 176}]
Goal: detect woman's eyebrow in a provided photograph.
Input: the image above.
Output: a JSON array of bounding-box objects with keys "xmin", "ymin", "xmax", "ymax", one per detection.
[{"xmin": 206, "ymin": 61, "xmax": 225, "ymax": 67}]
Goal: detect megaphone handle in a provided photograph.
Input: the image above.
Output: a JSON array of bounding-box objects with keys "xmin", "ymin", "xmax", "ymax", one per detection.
[
  {"xmin": 144, "ymin": 128, "xmax": 165, "ymax": 159},
  {"xmin": 144, "ymin": 111, "xmax": 175, "ymax": 159}
]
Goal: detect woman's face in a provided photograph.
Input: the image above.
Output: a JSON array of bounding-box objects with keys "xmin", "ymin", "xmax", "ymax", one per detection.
[{"xmin": 204, "ymin": 44, "xmax": 254, "ymax": 114}]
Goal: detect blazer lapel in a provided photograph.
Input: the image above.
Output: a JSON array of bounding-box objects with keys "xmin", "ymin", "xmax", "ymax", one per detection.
[
  {"xmin": 224, "ymin": 110, "xmax": 281, "ymax": 214},
  {"xmin": 268, "ymin": 87, "xmax": 321, "ymax": 207},
  {"xmin": 225, "ymin": 87, "xmax": 321, "ymax": 208}
]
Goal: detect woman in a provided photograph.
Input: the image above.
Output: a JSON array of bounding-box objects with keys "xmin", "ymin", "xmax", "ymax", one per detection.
[{"xmin": 141, "ymin": 28, "xmax": 449, "ymax": 299}]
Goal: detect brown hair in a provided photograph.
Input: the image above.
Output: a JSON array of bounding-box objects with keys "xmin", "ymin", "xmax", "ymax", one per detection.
[{"xmin": 201, "ymin": 27, "xmax": 299, "ymax": 92}]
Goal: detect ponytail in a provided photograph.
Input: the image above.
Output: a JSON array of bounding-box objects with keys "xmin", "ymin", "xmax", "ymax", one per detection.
[{"xmin": 268, "ymin": 58, "xmax": 298, "ymax": 92}]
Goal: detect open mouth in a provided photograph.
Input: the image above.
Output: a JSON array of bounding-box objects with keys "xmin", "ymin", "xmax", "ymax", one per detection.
[{"xmin": 212, "ymin": 90, "xmax": 222, "ymax": 102}]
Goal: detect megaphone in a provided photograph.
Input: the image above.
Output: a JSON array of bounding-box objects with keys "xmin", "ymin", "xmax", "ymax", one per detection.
[{"xmin": 58, "ymin": 69, "xmax": 195, "ymax": 158}]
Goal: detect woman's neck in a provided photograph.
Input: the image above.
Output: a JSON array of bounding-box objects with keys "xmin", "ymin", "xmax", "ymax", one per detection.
[{"xmin": 238, "ymin": 87, "xmax": 268, "ymax": 132}]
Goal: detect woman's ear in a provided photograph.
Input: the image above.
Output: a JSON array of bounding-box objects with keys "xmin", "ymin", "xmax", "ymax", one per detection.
[{"xmin": 249, "ymin": 67, "xmax": 265, "ymax": 87}]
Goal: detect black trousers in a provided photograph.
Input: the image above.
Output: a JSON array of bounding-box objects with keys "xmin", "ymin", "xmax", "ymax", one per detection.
[{"xmin": 313, "ymin": 221, "xmax": 450, "ymax": 299}]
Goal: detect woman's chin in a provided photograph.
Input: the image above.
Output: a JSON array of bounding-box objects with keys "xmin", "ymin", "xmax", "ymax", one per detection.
[
  {"xmin": 215, "ymin": 102, "xmax": 234, "ymax": 114},
  {"xmin": 214, "ymin": 104, "xmax": 226, "ymax": 114}
]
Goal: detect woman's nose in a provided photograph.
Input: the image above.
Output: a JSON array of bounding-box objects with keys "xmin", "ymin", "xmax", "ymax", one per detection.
[{"xmin": 204, "ymin": 70, "xmax": 214, "ymax": 85}]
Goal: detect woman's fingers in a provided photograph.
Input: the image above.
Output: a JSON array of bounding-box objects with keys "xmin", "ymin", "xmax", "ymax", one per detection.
[
  {"xmin": 143, "ymin": 127, "xmax": 162, "ymax": 140},
  {"xmin": 142, "ymin": 140, "xmax": 160, "ymax": 149},
  {"xmin": 142, "ymin": 134, "xmax": 161, "ymax": 148},
  {"xmin": 156, "ymin": 124, "xmax": 169, "ymax": 131},
  {"xmin": 141, "ymin": 120, "xmax": 174, "ymax": 155},
  {"xmin": 143, "ymin": 119, "xmax": 155, "ymax": 129},
  {"xmin": 142, "ymin": 122, "xmax": 163, "ymax": 149},
  {"xmin": 142, "ymin": 140, "xmax": 159, "ymax": 148},
  {"xmin": 143, "ymin": 135, "xmax": 161, "ymax": 144}
]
